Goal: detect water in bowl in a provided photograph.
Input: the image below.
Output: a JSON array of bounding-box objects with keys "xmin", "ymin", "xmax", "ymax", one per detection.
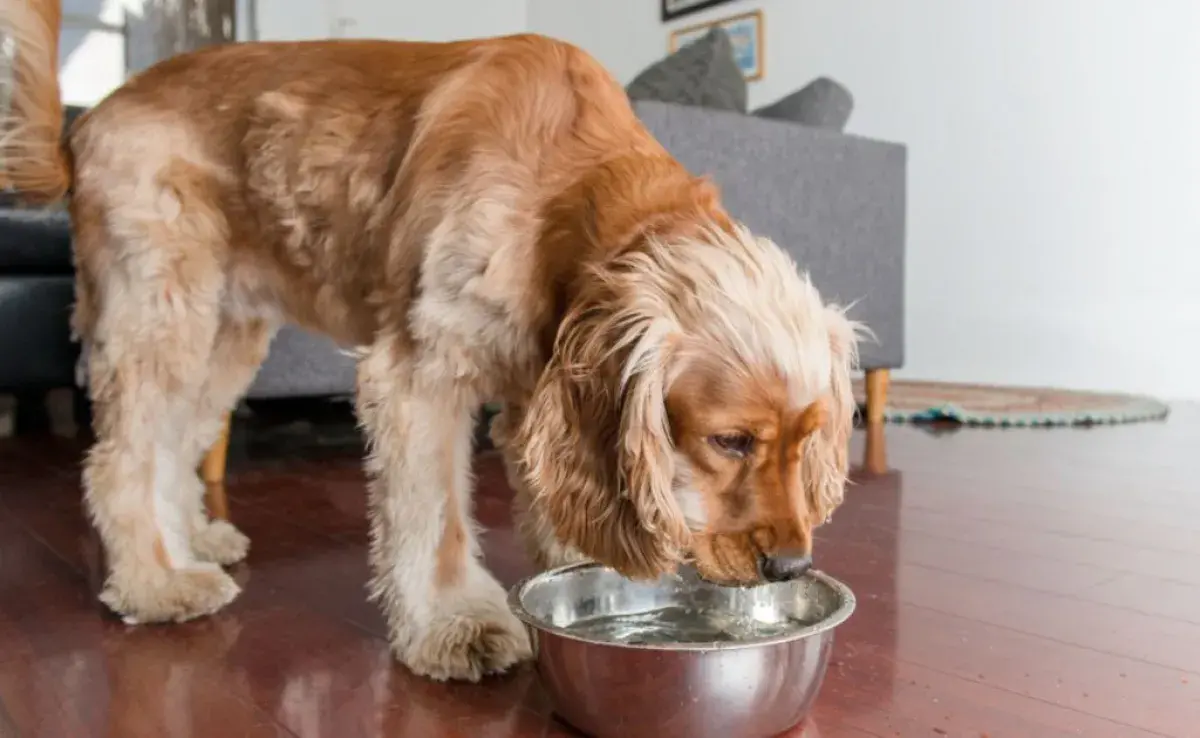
[{"xmin": 566, "ymin": 605, "xmax": 805, "ymax": 645}]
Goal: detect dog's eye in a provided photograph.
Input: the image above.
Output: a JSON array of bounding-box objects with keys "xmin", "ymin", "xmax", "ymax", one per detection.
[{"xmin": 710, "ymin": 432, "xmax": 756, "ymax": 458}]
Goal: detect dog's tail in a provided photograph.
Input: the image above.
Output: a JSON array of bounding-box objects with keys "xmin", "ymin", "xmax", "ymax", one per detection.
[{"xmin": 0, "ymin": 0, "xmax": 72, "ymax": 204}]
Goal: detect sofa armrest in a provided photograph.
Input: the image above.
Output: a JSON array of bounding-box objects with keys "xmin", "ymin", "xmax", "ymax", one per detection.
[{"xmin": 634, "ymin": 101, "xmax": 906, "ymax": 370}]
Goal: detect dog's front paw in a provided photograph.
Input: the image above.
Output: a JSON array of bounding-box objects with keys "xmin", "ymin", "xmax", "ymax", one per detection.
[
  {"xmin": 400, "ymin": 601, "xmax": 532, "ymax": 682},
  {"xmin": 191, "ymin": 519, "xmax": 251, "ymax": 566},
  {"xmin": 101, "ymin": 565, "xmax": 241, "ymax": 624}
]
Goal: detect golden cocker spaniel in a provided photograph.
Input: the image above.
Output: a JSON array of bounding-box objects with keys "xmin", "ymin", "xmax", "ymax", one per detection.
[{"xmin": 1, "ymin": 0, "xmax": 862, "ymax": 681}]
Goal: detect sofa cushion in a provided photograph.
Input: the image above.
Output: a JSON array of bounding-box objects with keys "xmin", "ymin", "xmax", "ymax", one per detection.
[
  {"xmin": 0, "ymin": 208, "xmax": 73, "ymax": 273},
  {"xmin": 626, "ymin": 28, "xmax": 747, "ymax": 113},
  {"xmin": 753, "ymin": 77, "xmax": 855, "ymax": 131}
]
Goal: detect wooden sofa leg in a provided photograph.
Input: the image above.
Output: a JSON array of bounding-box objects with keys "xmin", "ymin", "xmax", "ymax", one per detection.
[
  {"xmin": 863, "ymin": 421, "xmax": 888, "ymax": 475},
  {"xmin": 865, "ymin": 368, "xmax": 890, "ymax": 426},
  {"xmin": 200, "ymin": 413, "xmax": 232, "ymax": 521}
]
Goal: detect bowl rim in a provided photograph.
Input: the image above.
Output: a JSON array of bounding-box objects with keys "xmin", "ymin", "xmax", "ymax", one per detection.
[{"xmin": 507, "ymin": 562, "xmax": 857, "ymax": 652}]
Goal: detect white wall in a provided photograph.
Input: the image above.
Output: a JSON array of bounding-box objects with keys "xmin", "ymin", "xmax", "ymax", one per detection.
[
  {"xmin": 530, "ymin": 0, "xmax": 1200, "ymax": 400},
  {"xmin": 251, "ymin": 0, "xmax": 332, "ymax": 40},
  {"xmin": 252, "ymin": 0, "xmax": 526, "ymax": 41}
]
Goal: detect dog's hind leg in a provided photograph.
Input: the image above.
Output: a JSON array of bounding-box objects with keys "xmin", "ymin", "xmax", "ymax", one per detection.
[
  {"xmin": 76, "ymin": 173, "xmax": 241, "ymax": 624},
  {"xmin": 355, "ymin": 332, "xmax": 531, "ymax": 681},
  {"xmin": 183, "ymin": 315, "xmax": 277, "ymax": 566}
]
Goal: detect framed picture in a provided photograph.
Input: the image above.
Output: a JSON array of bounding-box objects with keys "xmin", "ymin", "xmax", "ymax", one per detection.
[
  {"xmin": 670, "ymin": 10, "xmax": 764, "ymax": 81},
  {"xmin": 661, "ymin": 0, "xmax": 738, "ymax": 23}
]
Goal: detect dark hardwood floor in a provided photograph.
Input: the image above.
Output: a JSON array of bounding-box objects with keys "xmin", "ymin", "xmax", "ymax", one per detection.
[{"xmin": 0, "ymin": 404, "xmax": 1197, "ymax": 737}]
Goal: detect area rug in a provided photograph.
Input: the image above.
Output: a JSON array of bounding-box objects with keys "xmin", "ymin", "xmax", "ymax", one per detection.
[{"xmin": 853, "ymin": 380, "xmax": 1170, "ymax": 427}]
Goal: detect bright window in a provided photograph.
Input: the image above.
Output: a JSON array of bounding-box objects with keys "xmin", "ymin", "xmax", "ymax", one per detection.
[{"xmin": 60, "ymin": 0, "xmax": 129, "ymax": 106}]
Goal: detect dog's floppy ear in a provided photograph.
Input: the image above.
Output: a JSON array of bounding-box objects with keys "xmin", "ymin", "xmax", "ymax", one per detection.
[
  {"xmin": 513, "ymin": 260, "xmax": 689, "ymax": 580},
  {"xmin": 803, "ymin": 305, "xmax": 865, "ymax": 524}
]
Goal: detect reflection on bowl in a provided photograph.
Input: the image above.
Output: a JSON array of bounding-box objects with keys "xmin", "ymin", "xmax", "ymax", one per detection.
[{"xmin": 509, "ymin": 562, "xmax": 856, "ymax": 738}]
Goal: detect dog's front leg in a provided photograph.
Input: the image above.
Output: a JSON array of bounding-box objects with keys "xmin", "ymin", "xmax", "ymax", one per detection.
[{"xmin": 355, "ymin": 337, "xmax": 531, "ymax": 682}]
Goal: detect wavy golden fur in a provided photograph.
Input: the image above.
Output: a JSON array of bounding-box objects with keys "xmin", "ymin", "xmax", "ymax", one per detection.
[
  {"xmin": 1, "ymin": 0, "xmax": 863, "ymax": 681},
  {"xmin": 0, "ymin": 0, "xmax": 70, "ymax": 198}
]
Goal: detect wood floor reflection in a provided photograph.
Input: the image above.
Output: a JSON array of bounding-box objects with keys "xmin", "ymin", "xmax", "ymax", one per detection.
[{"xmin": 0, "ymin": 404, "xmax": 1197, "ymax": 737}]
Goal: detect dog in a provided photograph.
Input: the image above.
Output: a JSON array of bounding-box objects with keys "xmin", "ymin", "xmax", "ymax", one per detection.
[{"xmin": 1, "ymin": 0, "xmax": 862, "ymax": 681}]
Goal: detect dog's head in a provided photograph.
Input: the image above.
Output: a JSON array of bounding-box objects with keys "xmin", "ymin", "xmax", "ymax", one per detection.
[{"xmin": 515, "ymin": 222, "xmax": 863, "ymax": 585}]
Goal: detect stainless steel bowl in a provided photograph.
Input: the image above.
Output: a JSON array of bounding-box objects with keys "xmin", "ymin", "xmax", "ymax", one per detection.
[{"xmin": 508, "ymin": 562, "xmax": 856, "ymax": 738}]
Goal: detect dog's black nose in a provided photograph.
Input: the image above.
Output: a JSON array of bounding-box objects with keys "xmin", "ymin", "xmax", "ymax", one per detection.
[{"xmin": 759, "ymin": 554, "xmax": 813, "ymax": 583}]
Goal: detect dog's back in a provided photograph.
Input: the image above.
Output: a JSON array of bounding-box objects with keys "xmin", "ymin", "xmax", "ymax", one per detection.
[
  {"xmin": 65, "ymin": 37, "xmax": 505, "ymax": 343},
  {"xmin": 1, "ymin": 2, "xmax": 659, "ymax": 345}
]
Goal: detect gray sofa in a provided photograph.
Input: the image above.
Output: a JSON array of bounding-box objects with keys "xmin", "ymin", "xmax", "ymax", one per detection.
[{"xmin": 247, "ymin": 100, "xmax": 906, "ymax": 400}]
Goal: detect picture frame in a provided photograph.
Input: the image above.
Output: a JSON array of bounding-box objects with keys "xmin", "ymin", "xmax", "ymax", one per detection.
[
  {"xmin": 669, "ymin": 10, "xmax": 765, "ymax": 81},
  {"xmin": 661, "ymin": 0, "xmax": 739, "ymax": 23}
]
